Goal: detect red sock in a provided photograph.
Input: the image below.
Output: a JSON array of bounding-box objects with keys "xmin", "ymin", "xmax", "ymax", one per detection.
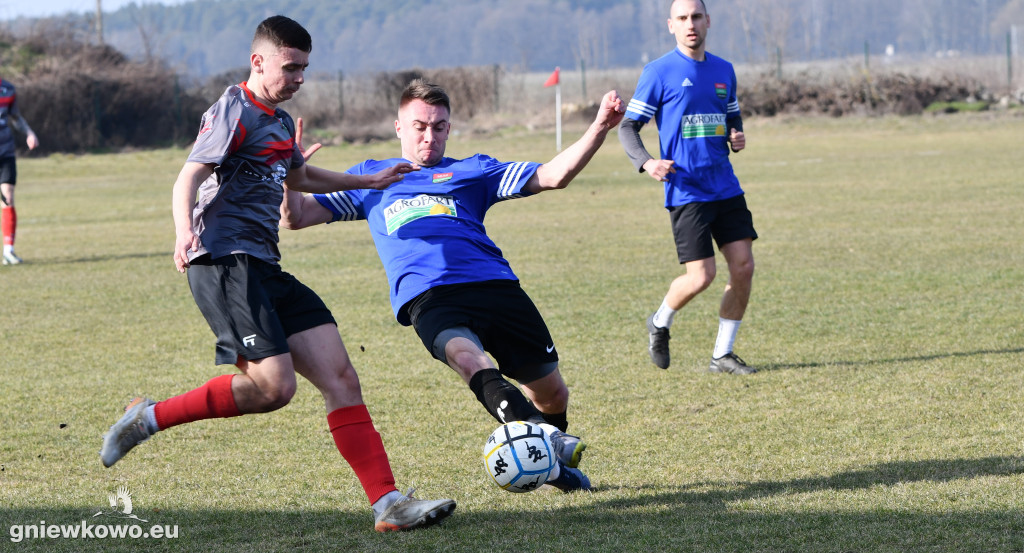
[
  {"xmin": 327, "ymin": 405, "xmax": 397, "ymax": 504},
  {"xmin": 2, "ymin": 206, "xmax": 15, "ymax": 246},
  {"xmin": 154, "ymin": 374, "xmax": 241, "ymax": 430}
]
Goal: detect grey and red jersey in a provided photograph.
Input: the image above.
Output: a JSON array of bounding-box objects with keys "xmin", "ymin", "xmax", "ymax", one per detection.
[
  {"xmin": 0, "ymin": 79, "xmax": 33, "ymax": 159},
  {"xmin": 186, "ymin": 82, "xmax": 304, "ymax": 264}
]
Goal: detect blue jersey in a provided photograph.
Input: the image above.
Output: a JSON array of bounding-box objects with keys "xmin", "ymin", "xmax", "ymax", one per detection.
[
  {"xmin": 626, "ymin": 48, "xmax": 743, "ymax": 207},
  {"xmin": 313, "ymin": 154, "xmax": 539, "ymax": 325}
]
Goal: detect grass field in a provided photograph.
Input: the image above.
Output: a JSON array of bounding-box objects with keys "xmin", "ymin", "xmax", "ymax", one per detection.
[{"xmin": 1, "ymin": 112, "xmax": 1023, "ymax": 552}]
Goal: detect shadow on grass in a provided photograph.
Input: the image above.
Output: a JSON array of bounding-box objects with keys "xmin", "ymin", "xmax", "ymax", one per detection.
[
  {"xmin": 761, "ymin": 347, "xmax": 1024, "ymax": 372},
  {"xmin": 19, "ymin": 251, "xmax": 170, "ymax": 266},
  {"xmin": 4, "ymin": 456, "xmax": 1023, "ymax": 552}
]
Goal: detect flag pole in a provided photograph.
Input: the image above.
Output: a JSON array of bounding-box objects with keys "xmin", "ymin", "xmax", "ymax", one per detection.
[
  {"xmin": 555, "ymin": 80, "xmax": 562, "ymax": 152},
  {"xmin": 543, "ymin": 66, "xmax": 562, "ymax": 152}
]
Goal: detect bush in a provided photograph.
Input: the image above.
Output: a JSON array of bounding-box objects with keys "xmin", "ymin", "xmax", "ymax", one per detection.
[{"xmin": 0, "ymin": 25, "xmax": 206, "ymax": 154}]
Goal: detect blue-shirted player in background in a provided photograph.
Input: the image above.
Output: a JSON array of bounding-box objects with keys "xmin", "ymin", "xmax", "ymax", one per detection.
[
  {"xmin": 619, "ymin": 0, "xmax": 758, "ymax": 375},
  {"xmin": 282, "ymin": 79, "xmax": 625, "ymax": 492}
]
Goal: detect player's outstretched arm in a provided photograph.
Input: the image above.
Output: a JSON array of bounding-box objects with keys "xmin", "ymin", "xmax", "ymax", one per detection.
[
  {"xmin": 280, "ymin": 185, "xmax": 334, "ymax": 230},
  {"xmin": 526, "ymin": 90, "xmax": 625, "ymax": 194},
  {"xmin": 171, "ymin": 161, "xmax": 214, "ymax": 273},
  {"xmin": 287, "ymin": 117, "xmax": 420, "ymax": 194}
]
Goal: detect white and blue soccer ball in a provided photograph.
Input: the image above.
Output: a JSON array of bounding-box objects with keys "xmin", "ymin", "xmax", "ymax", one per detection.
[{"xmin": 482, "ymin": 421, "xmax": 555, "ymax": 493}]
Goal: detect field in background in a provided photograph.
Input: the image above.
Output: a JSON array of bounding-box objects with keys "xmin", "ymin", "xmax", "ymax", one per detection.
[
  {"xmin": 288, "ymin": 55, "xmax": 1024, "ymax": 143},
  {"xmin": 0, "ymin": 112, "xmax": 1022, "ymax": 552}
]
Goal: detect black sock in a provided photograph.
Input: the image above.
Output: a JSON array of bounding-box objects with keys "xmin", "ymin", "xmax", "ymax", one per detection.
[
  {"xmin": 468, "ymin": 368, "xmax": 545, "ymax": 425},
  {"xmin": 542, "ymin": 411, "xmax": 568, "ymax": 433}
]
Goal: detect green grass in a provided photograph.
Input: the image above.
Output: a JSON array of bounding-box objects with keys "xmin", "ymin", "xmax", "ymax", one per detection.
[
  {"xmin": 923, "ymin": 101, "xmax": 992, "ymax": 113},
  {"xmin": 1, "ymin": 112, "xmax": 1023, "ymax": 552}
]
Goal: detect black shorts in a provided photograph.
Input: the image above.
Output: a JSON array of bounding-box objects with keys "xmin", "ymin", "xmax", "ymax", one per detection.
[
  {"xmin": 668, "ymin": 194, "xmax": 757, "ymax": 263},
  {"xmin": 187, "ymin": 254, "xmax": 336, "ymax": 365},
  {"xmin": 0, "ymin": 157, "xmax": 16, "ymax": 186},
  {"xmin": 405, "ymin": 280, "xmax": 558, "ymax": 383}
]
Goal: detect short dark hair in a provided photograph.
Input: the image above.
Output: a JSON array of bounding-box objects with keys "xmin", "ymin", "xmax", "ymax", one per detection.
[
  {"xmin": 252, "ymin": 15, "xmax": 312, "ymax": 54},
  {"xmin": 671, "ymin": 0, "xmax": 708, "ymax": 14},
  {"xmin": 400, "ymin": 79, "xmax": 451, "ymax": 114}
]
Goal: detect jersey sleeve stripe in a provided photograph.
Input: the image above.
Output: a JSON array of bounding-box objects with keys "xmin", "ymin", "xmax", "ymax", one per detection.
[
  {"xmin": 497, "ymin": 161, "xmax": 529, "ymax": 199},
  {"xmin": 320, "ymin": 191, "xmax": 360, "ymax": 220},
  {"xmin": 626, "ymin": 98, "xmax": 657, "ymax": 120},
  {"xmin": 728, "ymin": 100, "xmax": 740, "ymax": 114}
]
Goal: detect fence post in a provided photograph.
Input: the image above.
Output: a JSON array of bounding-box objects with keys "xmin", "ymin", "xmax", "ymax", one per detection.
[
  {"xmin": 580, "ymin": 58, "xmax": 587, "ymax": 102},
  {"xmin": 493, "ymin": 64, "xmax": 500, "ymax": 113}
]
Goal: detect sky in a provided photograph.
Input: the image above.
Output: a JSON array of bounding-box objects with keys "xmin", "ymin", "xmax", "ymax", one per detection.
[{"xmin": 0, "ymin": 0, "xmax": 188, "ymax": 20}]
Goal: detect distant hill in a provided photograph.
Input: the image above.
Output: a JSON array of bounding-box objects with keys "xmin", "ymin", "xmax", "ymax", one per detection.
[{"xmin": 7, "ymin": 0, "xmax": 1021, "ymax": 79}]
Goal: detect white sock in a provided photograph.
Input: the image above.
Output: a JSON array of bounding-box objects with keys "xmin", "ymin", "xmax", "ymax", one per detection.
[
  {"xmin": 713, "ymin": 318, "xmax": 742, "ymax": 359},
  {"xmin": 538, "ymin": 422, "xmax": 559, "ymax": 437},
  {"xmin": 2, "ymin": 245, "xmax": 12, "ymax": 255},
  {"xmin": 545, "ymin": 460, "xmax": 561, "ymax": 482},
  {"xmin": 372, "ymin": 490, "xmax": 404, "ymax": 517},
  {"xmin": 652, "ymin": 299, "xmax": 677, "ymax": 328},
  {"xmin": 144, "ymin": 404, "xmax": 160, "ymax": 433}
]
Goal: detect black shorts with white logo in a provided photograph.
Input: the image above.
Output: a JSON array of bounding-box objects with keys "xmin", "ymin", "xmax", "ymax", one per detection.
[
  {"xmin": 668, "ymin": 193, "xmax": 758, "ymax": 263},
  {"xmin": 187, "ymin": 254, "xmax": 336, "ymax": 365},
  {"xmin": 405, "ymin": 280, "xmax": 558, "ymax": 383}
]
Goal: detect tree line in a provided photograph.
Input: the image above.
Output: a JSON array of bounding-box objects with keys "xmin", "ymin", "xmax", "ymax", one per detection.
[{"xmin": 5, "ymin": 0, "xmax": 1021, "ymax": 79}]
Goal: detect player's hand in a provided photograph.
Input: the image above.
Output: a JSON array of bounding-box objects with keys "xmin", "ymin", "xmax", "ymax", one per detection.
[
  {"xmin": 296, "ymin": 117, "xmax": 322, "ymax": 162},
  {"xmin": 364, "ymin": 163, "xmax": 420, "ymax": 190},
  {"xmin": 26, "ymin": 132, "xmax": 39, "ymax": 151},
  {"xmin": 173, "ymin": 229, "xmax": 200, "ymax": 273},
  {"xmin": 595, "ymin": 90, "xmax": 625, "ymax": 130},
  {"xmin": 729, "ymin": 129, "xmax": 745, "ymax": 153},
  {"xmin": 642, "ymin": 159, "xmax": 676, "ymax": 182}
]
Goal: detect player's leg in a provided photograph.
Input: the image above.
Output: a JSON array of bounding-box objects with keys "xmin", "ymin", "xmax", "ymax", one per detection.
[
  {"xmin": 708, "ymin": 194, "xmax": 758, "ymax": 375},
  {"xmin": 1, "ymin": 160, "xmax": 22, "ymax": 264},
  {"xmin": 646, "ymin": 203, "xmax": 717, "ymax": 369},
  {"xmin": 277, "ymin": 270, "xmax": 453, "ymax": 532},
  {"xmin": 664, "ymin": 257, "xmax": 717, "ymax": 311},
  {"xmin": 718, "ymin": 238, "xmax": 754, "ymax": 322},
  {"xmin": 288, "ymin": 323, "xmax": 396, "ymax": 502},
  {"xmin": 100, "ymin": 255, "xmax": 297, "ymax": 467},
  {"xmin": 440, "ymin": 330, "xmax": 547, "ymax": 425}
]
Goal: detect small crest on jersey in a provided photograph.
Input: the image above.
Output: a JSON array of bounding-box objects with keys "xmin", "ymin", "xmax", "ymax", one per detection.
[
  {"xmin": 715, "ymin": 83, "xmax": 728, "ymax": 98},
  {"xmin": 681, "ymin": 78, "xmax": 694, "ymax": 87},
  {"xmin": 432, "ymin": 172, "xmax": 454, "ymax": 183}
]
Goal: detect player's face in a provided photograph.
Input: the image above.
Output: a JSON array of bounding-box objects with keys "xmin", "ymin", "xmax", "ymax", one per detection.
[
  {"xmin": 668, "ymin": 0, "xmax": 710, "ymax": 57},
  {"xmin": 251, "ymin": 45, "xmax": 309, "ymax": 106},
  {"xmin": 395, "ymin": 99, "xmax": 450, "ymax": 167}
]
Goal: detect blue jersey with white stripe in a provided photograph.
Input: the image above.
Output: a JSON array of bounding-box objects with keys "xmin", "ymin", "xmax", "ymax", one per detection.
[
  {"xmin": 313, "ymin": 154, "xmax": 539, "ymax": 325},
  {"xmin": 626, "ymin": 48, "xmax": 743, "ymax": 206}
]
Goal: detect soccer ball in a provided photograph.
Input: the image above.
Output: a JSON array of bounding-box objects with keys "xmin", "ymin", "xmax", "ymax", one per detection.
[{"xmin": 482, "ymin": 421, "xmax": 556, "ymax": 493}]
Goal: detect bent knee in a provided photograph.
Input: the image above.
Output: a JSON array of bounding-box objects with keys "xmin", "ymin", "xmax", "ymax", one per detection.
[
  {"xmin": 731, "ymin": 258, "xmax": 755, "ymax": 282},
  {"xmin": 258, "ymin": 381, "xmax": 297, "ymax": 412}
]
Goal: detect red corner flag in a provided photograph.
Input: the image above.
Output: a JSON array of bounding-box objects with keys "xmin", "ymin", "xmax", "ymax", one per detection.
[{"xmin": 543, "ymin": 67, "xmax": 560, "ymax": 87}]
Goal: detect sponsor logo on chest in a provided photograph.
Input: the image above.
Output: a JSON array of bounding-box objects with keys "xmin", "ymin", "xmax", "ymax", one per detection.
[{"xmin": 383, "ymin": 193, "xmax": 458, "ymax": 234}]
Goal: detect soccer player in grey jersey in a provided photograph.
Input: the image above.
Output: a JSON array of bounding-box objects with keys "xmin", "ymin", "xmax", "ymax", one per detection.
[{"xmin": 100, "ymin": 15, "xmax": 455, "ymax": 533}]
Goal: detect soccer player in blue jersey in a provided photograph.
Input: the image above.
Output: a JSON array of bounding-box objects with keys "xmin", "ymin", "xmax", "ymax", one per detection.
[
  {"xmin": 619, "ymin": 0, "xmax": 757, "ymax": 375},
  {"xmin": 100, "ymin": 16, "xmax": 455, "ymax": 532},
  {"xmin": 0, "ymin": 76, "xmax": 40, "ymax": 265},
  {"xmin": 282, "ymin": 80, "xmax": 625, "ymax": 492}
]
